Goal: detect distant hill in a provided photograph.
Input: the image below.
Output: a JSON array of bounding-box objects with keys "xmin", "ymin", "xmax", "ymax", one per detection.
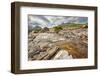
[
  {"xmin": 28, "ymin": 25, "xmax": 42, "ymax": 33},
  {"xmin": 28, "ymin": 23, "xmax": 88, "ymax": 33},
  {"xmin": 58, "ymin": 23, "xmax": 87, "ymax": 28}
]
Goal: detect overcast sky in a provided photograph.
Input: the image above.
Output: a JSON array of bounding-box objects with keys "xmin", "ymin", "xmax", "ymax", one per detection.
[{"xmin": 28, "ymin": 15, "xmax": 88, "ymax": 28}]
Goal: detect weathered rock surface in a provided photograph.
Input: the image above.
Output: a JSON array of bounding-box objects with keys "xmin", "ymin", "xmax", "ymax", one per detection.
[
  {"xmin": 28, "ymin": 28, "xmax": 88, "ymax": 60},
  {"xmin": 52, "ymin": 50, "xmax": 73, "ymax": 60}
]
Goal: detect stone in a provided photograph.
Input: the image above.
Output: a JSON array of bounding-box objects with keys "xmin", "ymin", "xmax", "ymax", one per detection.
[{"xmin": 53, "ymin": 50, "xmax": 73, "ymax": 60}]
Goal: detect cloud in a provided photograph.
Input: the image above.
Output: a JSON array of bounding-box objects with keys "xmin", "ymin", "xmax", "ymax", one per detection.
[{"xmin": 28, "ymin": 15, "xmax": 88, "ymax": 29}]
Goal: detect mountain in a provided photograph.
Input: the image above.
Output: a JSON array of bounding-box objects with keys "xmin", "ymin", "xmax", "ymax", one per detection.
[{"xmin": 28, "ymin": 25, "xmax": 42, "ymax": 33}]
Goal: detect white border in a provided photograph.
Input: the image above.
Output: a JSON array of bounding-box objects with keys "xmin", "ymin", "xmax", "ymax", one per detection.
[{"xmin": 20, "ymin": 6, "xmax": 95, "ymax": 70}]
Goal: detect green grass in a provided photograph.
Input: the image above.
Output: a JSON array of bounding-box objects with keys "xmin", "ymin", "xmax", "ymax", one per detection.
[{"xmin": 56, "ymin": 23, "xmax": 88, "ymax": 29}]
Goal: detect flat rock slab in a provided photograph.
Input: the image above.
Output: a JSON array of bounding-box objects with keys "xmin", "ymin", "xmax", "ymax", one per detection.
[{"xmin": 53, "ymin": 50, "xmax": 73, "ymax": 60}]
